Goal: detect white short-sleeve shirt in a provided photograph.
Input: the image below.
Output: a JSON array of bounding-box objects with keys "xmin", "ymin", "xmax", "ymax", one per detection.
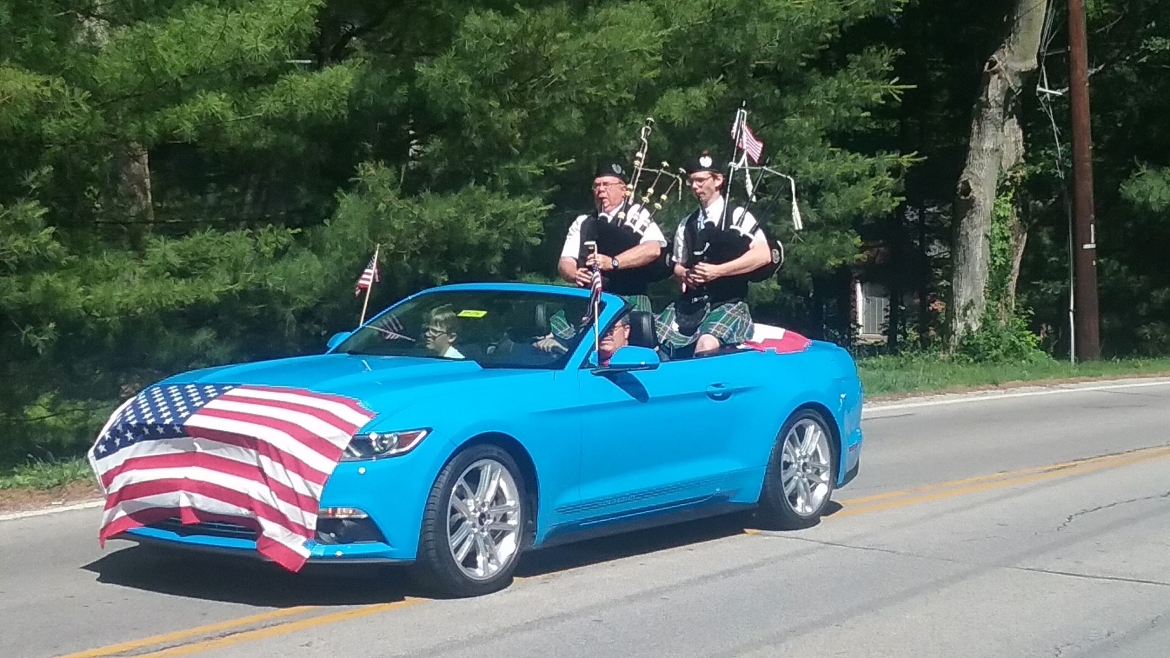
[
  {"xmin": 560, "ymin": 202, "xmax": 669, "ymax": 260},
  {"xmin": 671, "ymin": 195, "xmax": 767, "ymax": 265}
]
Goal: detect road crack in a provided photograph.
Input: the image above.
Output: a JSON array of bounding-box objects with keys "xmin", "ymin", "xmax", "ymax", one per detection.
[
  {"xmin": 761, "ymin": 533, "xmax": 973, "ymax": 567},
  {"xmin": 1052, "ymin": 629, "xmax": 1116, "ymax": 658},
  {"xmin": 1057, "ymin": 490, "xmax": 1170, "ymax": 531},
  {"xmin": 1008, "ymin": 565, "xmax": 1170, "ymax": 588}
]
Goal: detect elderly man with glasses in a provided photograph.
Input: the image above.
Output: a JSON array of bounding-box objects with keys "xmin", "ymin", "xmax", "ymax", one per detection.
[{"xmin": 556, "ymin": 161, "xmax": 669, "ymax": 315}]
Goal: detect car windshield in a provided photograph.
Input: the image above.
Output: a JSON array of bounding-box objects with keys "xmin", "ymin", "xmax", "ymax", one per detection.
[{"xmin": 333, "ymin": 289, "xmax": 601, "ymax": 369}]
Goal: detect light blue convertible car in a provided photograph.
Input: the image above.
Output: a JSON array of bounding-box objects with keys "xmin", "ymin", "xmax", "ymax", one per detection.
[{"xmin": 117, "ymin": 282, "xmax": 864, "ymax": 597}]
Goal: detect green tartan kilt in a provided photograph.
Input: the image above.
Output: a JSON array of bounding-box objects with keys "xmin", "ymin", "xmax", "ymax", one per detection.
[
  {"xmin": 655, "ymin": 300, "xmax": 754, "ymax": 349},
  {"xmin": 549, "ymin": 293, "xmax": 653, "ymax": 340}
]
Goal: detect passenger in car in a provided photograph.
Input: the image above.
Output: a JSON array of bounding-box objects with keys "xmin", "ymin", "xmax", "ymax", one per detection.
[
  {"xmin": 423, "ymin": 305, "xmax": 465, "ymax": 359},
  {"xmin": 655, "ymin": 151, "xmax": 773, "ymax": 358}
]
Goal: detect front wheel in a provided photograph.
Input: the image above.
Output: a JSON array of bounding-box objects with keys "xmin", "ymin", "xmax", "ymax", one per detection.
[
  {"xmin": 415, "ymin": 444, "xmax": 527, "ymax": 597},
  {"xmin": 757, "ymin": 408, "xmax": 837, "ymax": 529}
]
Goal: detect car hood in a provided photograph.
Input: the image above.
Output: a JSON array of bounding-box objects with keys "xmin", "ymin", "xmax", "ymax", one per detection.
[{"xmin": 159, "ymin": 353, "xmax": 531, "ymax": 425}]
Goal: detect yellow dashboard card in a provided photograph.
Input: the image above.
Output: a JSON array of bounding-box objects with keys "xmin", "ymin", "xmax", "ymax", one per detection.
[{"xmin": 457, "ymin": 309, "xmax": 487, "ymax": 318}]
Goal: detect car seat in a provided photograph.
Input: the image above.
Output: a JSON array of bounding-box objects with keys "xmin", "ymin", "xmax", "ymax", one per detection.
[{"xmin": 627, "ymin": 311, "xmax": 657, "ymax": 349}]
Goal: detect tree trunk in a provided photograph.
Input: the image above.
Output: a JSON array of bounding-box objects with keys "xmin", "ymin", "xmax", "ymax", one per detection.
[
  {"xmin": 117, "ymin": 143, "xmax": 155, "ymax": 222},
  {"xmin": 1007, "ymin": 216, "xmax": 1028, "ymax": 312},
  {"xmin": 949, "ymin": 0, "xmax": 1047, "ymax": 346},
  {"xmin": 1001, "ymin": 113, "xmax": 1027, "ymax": 314},
  {"xmin": 82, "ymin": 14, "xmax": 155, "ymax": 224},
  {"xmin": 887, "ymin": 209, "xmax": 904, "ymax": 353},
  {"xmin": 918, "ymin": 204, "xmax": 931, "ymax": 350}
]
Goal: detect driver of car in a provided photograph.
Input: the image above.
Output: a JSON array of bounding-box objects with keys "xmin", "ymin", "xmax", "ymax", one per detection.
[
  {"xmin": 533, "ymin": 313, "xmax": 631, "ymax": 364},
  {"xmin": 596, "ymin": 313, "xmax": 631, "ymax": 366},
  {"xmin": 424, "ymin": 305, "xmax": 465, "ymax": 359}
]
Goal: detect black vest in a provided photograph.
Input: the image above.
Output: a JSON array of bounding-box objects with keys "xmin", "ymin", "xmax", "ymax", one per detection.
[
  {"xmin": 679, "ymin": 207, "xmax": 755, "ymax": 305},
  {"xmin": 576, "ymin": 203, "xmax": 672, "ymax": 295},
  {"xmin": 677, "ymin": 204, "xmax": 784, "ymax": 305}
]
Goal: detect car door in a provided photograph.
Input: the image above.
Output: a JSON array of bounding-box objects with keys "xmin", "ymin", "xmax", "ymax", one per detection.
[{"xmin": 567, "ymin": 353, "xmax": 754, "ymax": 522}]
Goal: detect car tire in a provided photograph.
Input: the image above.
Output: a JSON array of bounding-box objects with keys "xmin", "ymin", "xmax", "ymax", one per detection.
[
  {"xmin": 415, "ymin": 444, "xmax": 528, "ymax": 598},
  {"xmin": 757, "ymin": 408, "xmax": 837, "ymax": 530}
]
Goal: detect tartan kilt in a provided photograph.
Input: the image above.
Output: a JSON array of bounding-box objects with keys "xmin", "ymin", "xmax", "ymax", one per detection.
[
  {"xmin": 655, "ymin": 300, "xmax": 754, "ymax": 349},
  {"xmin": 549, "ymin": 294, "xmax": 653, "ymax": 340},
  {"xmin": 623, "ymin": 294, "xmax": 653, "ymax": 313}
]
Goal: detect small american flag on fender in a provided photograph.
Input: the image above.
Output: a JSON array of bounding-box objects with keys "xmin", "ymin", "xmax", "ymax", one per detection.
[{"xmin": 88, "ymin": 383, "xmax": 376, "ymax": 571}]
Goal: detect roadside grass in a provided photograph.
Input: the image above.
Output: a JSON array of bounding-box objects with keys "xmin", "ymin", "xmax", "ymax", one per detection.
[
  {"xmin": 4, "ymin": 356, "xmax": 1170, "ymax": 499},
  {"xmin": 0, "ymin": 457, "xmax": 92, "ymax": 491},
  {"xmin": 858, "ymin": 355, "xmax": 1170, "ymax": 397}
]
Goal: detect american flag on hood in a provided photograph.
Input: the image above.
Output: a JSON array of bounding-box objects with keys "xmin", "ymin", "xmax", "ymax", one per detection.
[{"xmin": 88, "ymin": 383, "xmax": 376, "ymax": 571}]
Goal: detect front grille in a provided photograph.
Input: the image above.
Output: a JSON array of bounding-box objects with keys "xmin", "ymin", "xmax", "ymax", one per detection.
[
  {"xmin": 150, "ymin": 517, "xmax": 386, "ymax": 545},
  {"xmin": 150, "ymin": 517, "xmax": 259, "ymax": 540}
]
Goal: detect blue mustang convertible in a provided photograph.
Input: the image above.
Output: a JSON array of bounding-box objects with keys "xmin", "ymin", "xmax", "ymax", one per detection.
[{"xmin": 114, "ymin": 282, "xmax": 864, "ymax": 597}]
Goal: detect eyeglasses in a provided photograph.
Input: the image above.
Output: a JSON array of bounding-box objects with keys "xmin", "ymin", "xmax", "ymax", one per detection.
[
  {"xmin": 424, "ymin": 326, "xmax": 449, "ymax": 337},
  {"xmin": 592, "ymin": 181, "xmax": 625, "ymax": 190}
]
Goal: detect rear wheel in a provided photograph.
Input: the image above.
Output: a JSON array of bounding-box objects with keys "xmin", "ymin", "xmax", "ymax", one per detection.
[
  {"xmin": 416, "ymin": 444, "xmax": 526, "ymax": 597},
  {"xmin": 757, "ymin": 408, "xmax": 836, "ymax": 529}
]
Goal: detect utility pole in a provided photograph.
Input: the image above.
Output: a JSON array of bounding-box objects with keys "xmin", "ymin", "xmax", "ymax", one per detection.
[{"xmin": 1068, "ymin": 0, "xmax": 1101, "ymax": 360}]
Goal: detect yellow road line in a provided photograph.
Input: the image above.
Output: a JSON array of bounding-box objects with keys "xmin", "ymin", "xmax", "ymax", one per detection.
[
  {"xmin": 65, "ymin": 444, "xmax": 1170, "ymax": 658},
  {"xmin": 839, "ymin": 446, "xmax": 1167, "ymax": 507},
  {"xmin": 57, "ymin": 606, "xmax": 318, "ymax": 658},
  {"xmin": 133, "ymin": 598, "xmax": 427, "ymax": 658},
  {"xmin": 835, "ymin": 446, "xmax": 1170, "ymax": 518}
]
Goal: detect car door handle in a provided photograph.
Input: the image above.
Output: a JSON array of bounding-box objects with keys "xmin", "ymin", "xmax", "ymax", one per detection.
[{"xmin": 706, "ymin": 383, "xmax": 733, "ymax": 401}]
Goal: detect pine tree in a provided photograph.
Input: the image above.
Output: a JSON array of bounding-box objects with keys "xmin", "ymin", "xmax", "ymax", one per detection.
[{"xmin": 0, "ymin": 0, "xmax": 914, "ymax": 466}]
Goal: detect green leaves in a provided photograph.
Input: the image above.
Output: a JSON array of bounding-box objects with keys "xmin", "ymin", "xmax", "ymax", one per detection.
[
  {"xmin": 0, "ymin": 0, "xmax": 911, "ymax": 467},
  {"xmin": 1120, "ymin": 167, "xmax": 1170, "ymax": 213},
  {"xmin": 325, "ymin": 162, "xmax": 549, "ymax": 297},
  {"xmin": 92, "ymin": 0, "xmax": 325, "ymax": 98}
]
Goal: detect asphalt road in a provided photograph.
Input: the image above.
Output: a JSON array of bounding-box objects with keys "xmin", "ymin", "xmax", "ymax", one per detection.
[{"xmin": 6, "ymin": 379, "xmax": 1170, "ymax": 658}]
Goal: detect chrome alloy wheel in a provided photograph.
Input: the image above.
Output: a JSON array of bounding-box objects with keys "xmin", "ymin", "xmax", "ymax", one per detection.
[
  {"xmin": 446, "ymin": 458, "xmax": 522, "ymax": 581},
  {"xmin": 780, "ymin": 418, "xmax": 833, "ymax": 517}
]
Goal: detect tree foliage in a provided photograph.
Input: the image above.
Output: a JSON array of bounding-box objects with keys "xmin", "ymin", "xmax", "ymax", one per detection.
[
  {"xmin": 0, "ymin": 0, "xmax": 910, "ymax": 466},
  {"xmin": 5, "ymin": 0, "xmax": 1170, "ymax": 469}
]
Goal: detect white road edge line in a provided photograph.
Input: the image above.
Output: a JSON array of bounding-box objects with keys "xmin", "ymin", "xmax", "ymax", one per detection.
[
  {"xmin": 5, "ymin": 376, "xmax": 1170, "ymax": 523},
  {"xmin": 0, "ymin": 498, "xmax": 104, "ymax": 522},
  {"xmin": 864, "ymin": 377, "xmax": 1170, "ymax": 416}
]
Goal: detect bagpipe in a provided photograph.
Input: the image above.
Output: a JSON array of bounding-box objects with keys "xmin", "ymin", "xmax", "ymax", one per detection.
[
  {"xmin": 683, "ymin": 103, "xmax": 803, "ymax": 285},
  {"xmin": 576, "ymin": 118, "xmax": 684, "ymax": 293},
  {"xmin": 673, "ymin": 104, "xmax": 803, "ymax": 333}
]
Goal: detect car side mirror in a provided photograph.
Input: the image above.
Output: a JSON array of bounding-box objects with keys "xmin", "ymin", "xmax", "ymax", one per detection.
[
  {"xmin": 326, "ymin": 331, "xmax": 353, "ymax": 352},
  {"xmin": 591, "ymin": 345, "xmax": 661, "ymax": 374}
]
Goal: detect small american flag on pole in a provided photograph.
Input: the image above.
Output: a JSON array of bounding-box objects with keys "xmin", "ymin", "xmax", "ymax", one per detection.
[
  {"xmin": 587, "ymin": 263, "xmax": 602, "ymax": 312},
  {"xmin": 354, "ymin": 252, "xmax": 380, "ymax": 297},
  {"xmin": 88, "ymin": 383, "xmax": 376, "ymax": 571},
  {"xmin": 731, "ymin": 112, "xmax": 765, "ymax": 164},
  {"xmin": 581, "ymin": 258, "xmax": 603, "ymax": 326}
]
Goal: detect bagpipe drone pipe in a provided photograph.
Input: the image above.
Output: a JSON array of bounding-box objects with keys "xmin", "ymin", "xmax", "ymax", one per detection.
[{"xmin": 576, "ymin": 118, "xmax": 684, "ymax": 293}]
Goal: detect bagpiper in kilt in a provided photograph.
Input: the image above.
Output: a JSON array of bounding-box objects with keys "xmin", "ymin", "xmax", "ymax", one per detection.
[
  {"xmin": 545, "ymin": 160, "xmax": 671, "ymax": 340},
  {"xmin": 656, "ymin": 151, "xmax": 778, "ymax": 357},
  {"xmin": 557, "ymin": 162, "xmax": 671, "ymax": 314}
]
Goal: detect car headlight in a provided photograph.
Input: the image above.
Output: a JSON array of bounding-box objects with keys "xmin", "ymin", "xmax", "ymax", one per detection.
[{"xmin": 342, "ymin": 428, "xmax": 431, "ymax": 461}]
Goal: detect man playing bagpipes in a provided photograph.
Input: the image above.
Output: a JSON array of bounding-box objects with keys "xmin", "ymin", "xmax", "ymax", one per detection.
[
  {"xmin": 654, "ymin": 151, "xmax": 779, "ymax": 358},
  {"xmin": 557, "ymin": 161, "xmax": 671, "ymax": 314}
]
